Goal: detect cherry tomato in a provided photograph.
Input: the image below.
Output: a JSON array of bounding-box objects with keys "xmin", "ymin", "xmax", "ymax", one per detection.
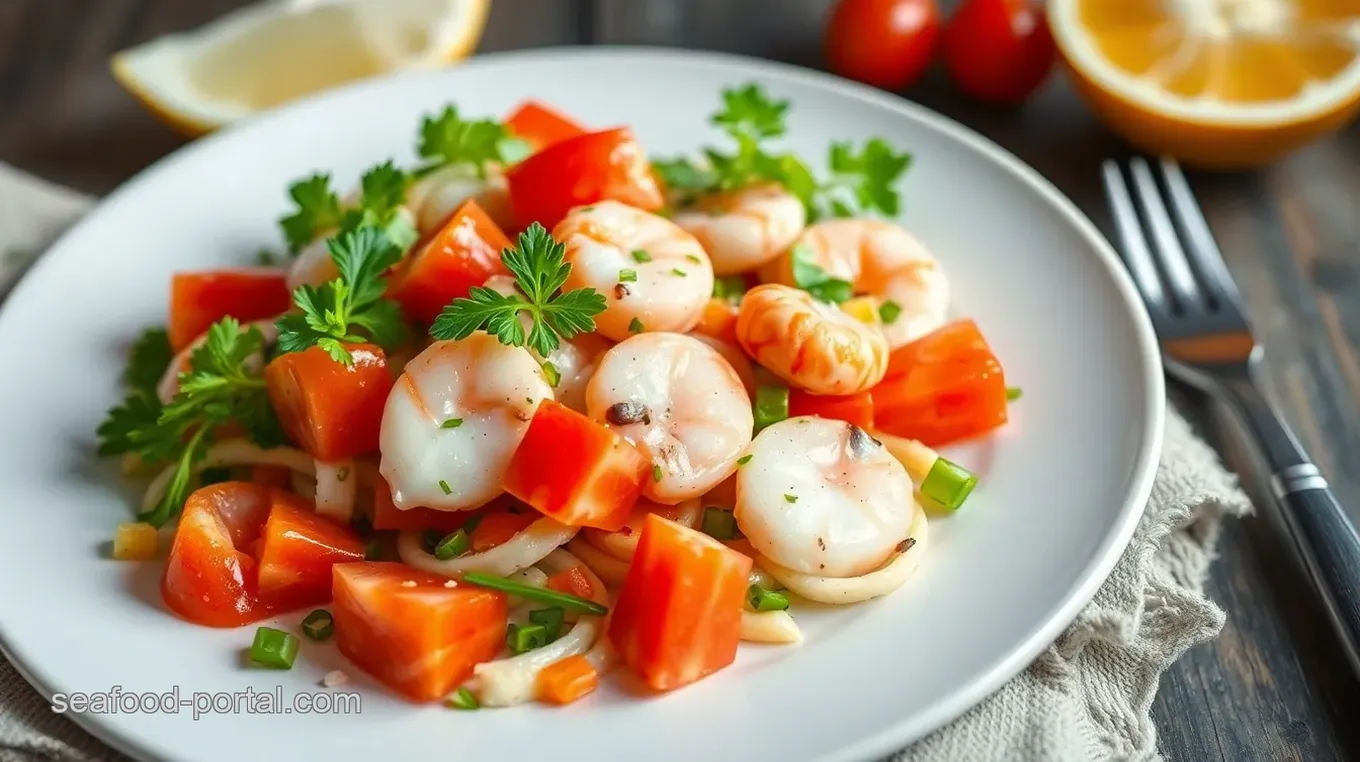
[
  {"xmin": 825, "ymin": 0, "xmax": 941, "ymax": 91},
  {"xmin": 941, "ymin": 0, "xmax": 1056, "ymax": 105}
]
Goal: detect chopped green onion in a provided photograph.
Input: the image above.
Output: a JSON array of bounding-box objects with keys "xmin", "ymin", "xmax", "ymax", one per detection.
[
  {"xmin": 301, "ymin": 609, "xmax": 334, "ymax": 641},
  {"xmin": 447, "ymin": 687, "xmax": 479, "ymax": 710},
  {"xmin": 462, "ymin": 514, "xmax": 485, "ymax": 534},
  {"xmin": 506, "ymin": 622, "xmax": 549, "ymax": 654},
  {"xmin": 754, "ymin": 385, "xmax": 790, "ymax": 433},
  {"xmin": 919, "ymin": 457, "xmax": 978, "ymax": 512},
  {"xmin": 712, "ymin": 276, "xmax": 749, "ymax": 302},
  {"xmin": 628, "ymin": 318, "xmax": 645, "ymax": 334},
  {"xmin": 529, "ymin": 607, "xmax": 566, "ymax": 642},
  {"xmin": 631, "ymin": 249, "xmax": 652, "ymax": 263},
  {"xmin": 747, "ymin": 584, "xmax": 790, "ymax": 612},
  {"xmin": 248, "ymin": 627, "xmax": 298, "ymax": 669},
  {"xmin": 784, "ymin": 493, "xmax": 797, "ymax": 503},
  {"xmin": 438, "ymin": 479, "xmax": 452, "ymax": 495},
  {"xmin": 652, "ymin": 464, "xmax": 663, "ymax": 482},
  {"xmin": 685, "ymin": 254, "xmax": 701, "ymax": 264},
  {"xmin": 878, "ymin": 300, "xmax": 902, "ymax": 324},
  {"xmin": 433, "ymin": 529, "xmax": 471, "ymax": 560},
  {"xmin": 619, "ymin": 268, "xmax": 638, "ymax": 283},
  {"xmin": 1006, "ymin": 387, "xmax": 1023, "ymax": 401},
  {"xmin": 670, "ymin": 268, "xmax": 687, "ymax": 277},
  {"xmin": 702, "ymin": 507, "xmax": 738, "ymax": 540},
  {"xmin": 441, "ymin": 418, "xmax": 463, "ymax": 429},
  {"xmin": 462, "ymin": 572, "xmax": 608, "ymax": 615},
  {"xmin": 736, "ymin": 454, "xmax": 753, "ymax": 466},
  {"xmin": 541, "ymin": 361, "xmax": 561, "ymax": 387}
]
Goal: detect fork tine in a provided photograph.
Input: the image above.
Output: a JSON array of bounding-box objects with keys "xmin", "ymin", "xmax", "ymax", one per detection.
[
  {"xmin": 1100, "ymin": 160, "xmax": 1168, "ymax": 315},
  {"xmin": 1126, "ymin": 157, "xmax": 1204, "ymax": 313},
  {"xmin": 1156, "ymin": 158, "xmax": 1245, "ymax": 311}
]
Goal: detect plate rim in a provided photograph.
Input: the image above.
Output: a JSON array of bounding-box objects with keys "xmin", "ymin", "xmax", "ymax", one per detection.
[{"xmin": 0, "ymin": 45, "xmax": 1165, "ymax": 762}]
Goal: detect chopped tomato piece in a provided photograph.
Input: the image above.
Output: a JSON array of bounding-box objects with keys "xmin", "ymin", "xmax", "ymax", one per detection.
[
  {"xmin": 695, "ymin": 297, "xmax": 740, "ymax": 345},
  {"xmin": 469, "ymin": 511, "xmax": 536, "ymax": 552},
  {"xmin": 162, "ymin": 482, "xmax": 272, "ymax": 627},
  {"xmin": 502, "ymin": 400, "xmax": 651, "ymax": 531},
  {"xmin": 265, "ymin": 344, "xmax": 394, "ymax": 461},
  {"xmin": 505, "ymin": 128, "xmax": 664, "ymax": 231},
  {"xmin": 871, "ymin": 319, "xmax": 1008, "ymax": 447},
  {"xmin": 505, "ymin": 100, "xmax": 586, "ymax": 153},
  {"xmin": 788, "ymin": 389, "xmax": 875, "ymax": 428},
  {"xmin": 332, "ymin": 562, "xmax": 508, "ymax": 702},
  {"xmin": 538, "ymin": 655, "xmax": 598, "ymax": 705},
  {"xmin": 370, "ymin": 476, "xmax": 484, "ymax": 532},
  {"xmin": 386, "ymin": 199, "xmax": 512, "ymax": 325},
  {"xmin": 169, "ymin": 269, "xmax": 291, "ymax": 351},
  {"xmin": 609, "ymin": 514, "xmax": 752, "ymax": 692},
  {"xmin": 256, "ymin": 493, "xmax": 365, "ymax": 609},
  {"xmin": 545, "ymin": 564, "xmax": 596, "ymax": 601}
]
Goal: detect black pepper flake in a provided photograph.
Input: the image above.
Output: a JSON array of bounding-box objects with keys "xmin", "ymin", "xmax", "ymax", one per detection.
[
  {"xmin": 847, "ymin": 424, "xmax": 877, "ymax": 459},
  {"xmin": 896, "ymin": 537, "xmax": 917, "ymax": 554},
  {"xmin": 606, "ymin": 401, "xmax": 652, "ymax": 426},
  {"xmin": 816, "ymin": 537, "xmax": 826, "ymax": 550}
]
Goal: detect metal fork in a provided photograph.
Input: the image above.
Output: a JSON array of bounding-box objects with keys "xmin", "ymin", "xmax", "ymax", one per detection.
[{"xmin": 1102, "ymin": 156, "xmax": 1360, "ymax": 674}]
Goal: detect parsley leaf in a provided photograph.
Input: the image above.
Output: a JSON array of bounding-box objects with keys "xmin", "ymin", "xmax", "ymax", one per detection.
[
  {"xmin": 431, "ymin": 223, "xmax": 607, "ymax": 357},
  {"xmin": 279, "ymin": 174, "xmax": 343, "ymax": 253},
  {"xmin": 337, "ymin": 161, "xmax": 418, "ymax": 250},
  {"xmin": 276, "ymin": 226, "xmax": 408, "ymax": 365},
  {"xmin": 712, "ymin": 83, "xmax": 789, "ymax": 143},
  {"xmin": 790, "ymin": 243, "xmax": 854, "ymax": 304},
  {"xmin": 416, "ymin": 105, "xmax": 519, "ymax": 179},
  {"xmin": 123, "ymin": 328, "xmax": 173, "ymax": 398},
  {"xmin": 817, "ymin": 139, "xmax": 913, "ymax": 219}
]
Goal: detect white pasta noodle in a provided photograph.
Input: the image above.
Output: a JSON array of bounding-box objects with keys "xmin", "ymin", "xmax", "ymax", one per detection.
[
  {"xmin": 314, "ymin": 459, "xmax": 356, "ymax": 523},
  {"xmin": 740, "ymin": 610, "xmax": 802, "ymax": 644},
  {"xmin": 468, "ymin": 549, "xmax": 609, "ymax": 707},
  {"xmin": 748, "ymin": 565, "xmax": 779, "ymax": 589},
  {"xmin": 757, "ymin": 505, "xmax": 929, "ymax": 604},
  {"xmin": 141, "ymin": 439, "xmax": 315, "ymax": 514},
  {"xmin": 397, "ymin": 517, "xmax": 578, "ymax": 577},
  {"xmin": 566, "ymin": 537, "xmax": 631, "ymax": 586}
]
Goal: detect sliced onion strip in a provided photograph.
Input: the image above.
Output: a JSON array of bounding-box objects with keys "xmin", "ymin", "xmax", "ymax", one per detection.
[
  {"xmin": 757, "ymin": 505, "xmax": 929, "ymax": 604},
  {"xmin": 314, "ymin": 459, "xmax": 356, "ymax": 523},
  {"xmin": 740, "ymin": 610, "xmax": 802, "ymax": 644},
  {"xmin": 397, "ymin": 517, "xmax": 577, "ymax": 577},
  {"xmin": 141, "ymin": 439, "xmax": 314, "ymax": 514}
]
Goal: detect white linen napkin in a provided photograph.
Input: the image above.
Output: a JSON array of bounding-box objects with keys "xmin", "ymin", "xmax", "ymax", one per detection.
[{"xmin": 0, "ymin": 163, "xmax": 1251, "ymax": 762}]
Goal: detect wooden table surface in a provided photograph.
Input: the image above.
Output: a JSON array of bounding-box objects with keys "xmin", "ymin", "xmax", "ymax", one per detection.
[{"xmin": 3, "ymin": 1, "xmax": 1360, "ymax": 759}]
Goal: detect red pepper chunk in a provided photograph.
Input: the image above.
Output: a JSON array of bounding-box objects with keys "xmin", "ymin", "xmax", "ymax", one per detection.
[
  {"xmin": 504, "ymin": 100, "xmax": 587, "ymax": 154},
  {"xmin": 386, "ymin": 199, "xmax": 512, "ymax": 326},
  {"xmin": 264, "ymin": 344, "xmax": 395, "ymax": 462},
  {"xmin": 788, "ymin": 389, "xmax": 875, "ymax": 428},
  {"xmin": 871, "ymin": 319, "xmax": 1008, "ymax": 447},
  {"xmin": 505, "ymin": 128, "xmax": 664, "ymax": 232},
  {"xmin": 502, "ymin": 400, "xmax": 650, "ymax": 531},
  {"xmin": 169, "ymin": 268, "xmax": 292, "ymax": 352},
  {"xmin": 609, "ymin": 514, "xmax": 752, "ymax": 692}
]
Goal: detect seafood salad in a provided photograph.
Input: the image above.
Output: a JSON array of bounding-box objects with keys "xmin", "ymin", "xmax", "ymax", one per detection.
[{"xmin": 97, "ymin": 85, "xmax": 1013, "ymax": 708}]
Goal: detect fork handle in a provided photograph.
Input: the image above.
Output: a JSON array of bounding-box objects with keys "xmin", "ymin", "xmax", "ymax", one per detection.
[{"xmin": 1220, "ymin": 377, "xmax": 1360, "ymax": 675}]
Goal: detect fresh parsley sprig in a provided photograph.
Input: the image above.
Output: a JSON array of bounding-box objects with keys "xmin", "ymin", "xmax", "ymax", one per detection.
[
  {"xmin": 278, "ymin": 162, "xmax": 419, "ymax": 254},
  {"xmin": 415, "ymin": 105, "xmax": 531, "ymax": 179},
  {"xmin": 789, "ymin": 244, "xmax": 853, "ymax": 304},
  {"xmin": 430, "ymin": 223, "xmax": 606, "ymax": 357},
  {"xmin": 275, "ymin": 225, "xmax": 409, "ymax": 365},
  {"xmin": 123, "ymin": 327, "xmax": 174, "ymax": 398},
  {"xmin": 279, "ymin": 174, "xmax": 343, "ymax": 252}
]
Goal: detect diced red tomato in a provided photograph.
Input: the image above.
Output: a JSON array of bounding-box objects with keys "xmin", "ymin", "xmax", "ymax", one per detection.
[
  {"xmin": 538, "ymin": 655, "xmax": 599, "ymax": 705},
  {"xmin": 505, "ymin": 100, "xmax": 587, "ymax": 154},
  {"xmin": 332, "ymin": 562, "xmax": 507, "ymax": 702},
  {"xmin": 788, "ymin": 389, "xmax": 875, "ymax": 428},
  {"xmin": 469, "ymin": 511, "xmax": 536, "ymax": 552},
  {"xmin": 386, "ymin": 199, "xmax": 512, "ymax": 326},
  {"xmin": 545, "ymin": 563, "xmax": 596, "ymax": 601},
  {"xmin": 502, "ymin": 400, "xmax": 651, "ymax": 531},
  {"xmin": 256, "ymin": 494, "xmax": 365, "ymax": 608},
  {"xmin": 871, "ymin": 319, "xmax": 1008, "ymax": 447},
  {"xmin": 265, "ymin": 344, "xmax": 395, "ymax": 461},
  {"xmin": 695, "ymin": 298, "xmax": 740, "ymax": 346},
  {"xmin": 609, "ymin": 514, "xmax": 752, "ymax": 692},
  {"xmin": 505, "ymin": 128, "xmax": 665, "ymax": 231},
  {"xmin": 169, "ymin": 269, "xmax": 291, "ymax": 352},
  {"xmin": 162, "ymin": 482, "xmax": 272, "ymax": 627},
  {"xmin": 370, "ymin": 476, "xmax": 484, "ymax": 532}
]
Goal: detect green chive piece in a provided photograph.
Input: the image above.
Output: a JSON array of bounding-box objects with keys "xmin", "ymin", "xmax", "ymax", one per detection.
[
  {"xmin": 701, "ymin": 507, "xmax": 738, "ymax": 540},
  {"xmin": 754, "ymin": 385, "xmax": 790, "ymax": 433},
  {"xmin": 652, "ymin": 464, "xmax": 663, "ymax": 482},
  {"xmin": 920, "ymin": 457, "xmax": 978, "ymax": 513},
  {"xmin": 670, "ymin": 268, "xmax": 687, "ymax": 277},
  {"xmin": 248, "ymin": 627, "xmax": 298, "ymax": 669},
  {"xmin": 301, "ymin": 609, "xmax": 334, "ymax": 641},
  {"xmin": 506, "ymin": 623, "xmax": 549, "ymax": 654},
  {"xmin": 712, "ymin": 276, "xmax": 748, "ymax": 302},
  {"xmin": 737, "ymin": 454, "xmax": 753, "ymax": 466},
  {"xmin": 685, "ymin": 254, "xmax": 701, "ymax": 264},
  {"xmin": 619, "ymin": 268, "xmax": 638, "ymax": 283},
  {"xmin": 529, "ymin": 607, "xmax": 566, "ymax": 642},
  {"xmin": 447, "ymin": 687, "xmax": 479, "ymax": 710},
  {"xmin": 784, "ymin": 493, "xmax": 798, "ymax": 503},
  {"xmin": 421, "ymin": 528, "xmax": 443, "ymax": 553},
  {"xmin": 628, "ymin": 317, "xmax": 645, "ymax": 334},
  {"xmin": 631, "ymin": 249, "xmax": 652, "ymax": 263},
  {"xmin": 462, "ymin": 572, "xmax": 607, "ymax": 615},
  {"xmin": 433, "ymin": 529, "xmax": 471, "ymax": 560},
  {"xmin": 441, "ymin": 418, "xmax": 464, "ymax": 429},
  {"xmin": 542, "ymin": 361, "xmax": 561, "ymax": 388},
  {"xmin": 747, "ymin": 584, "xmax": 790, "ymax": 612},
  {"xmin": 878, "ymin": 300, "xmax": 902, "ymax": 324},
  {"xmin": 1007, "ymin": 387, "xmax": 1023, "ymax": 401},
  {"xmin": 438, "ymin": 479, "xmax": 452, "ymax": 495}
]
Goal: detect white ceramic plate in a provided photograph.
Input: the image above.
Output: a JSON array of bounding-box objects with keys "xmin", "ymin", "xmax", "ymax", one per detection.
[{"xmin": 0, "ymin": 49, "xmax": 1162, "ymax": 762}]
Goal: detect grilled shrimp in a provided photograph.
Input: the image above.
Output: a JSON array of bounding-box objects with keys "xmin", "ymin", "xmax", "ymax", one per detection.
[
  {"xmin": 766, "ymin": 219, "xmax": 948, "ymax": 349},
  {"xmin": 554, "ymin": 201, "xmax": 714, "ymax": 341},
  {"xmin": 406, "ymin": 164, "xmax": 514, "ymax": 235},
  {"xmin": 736, "ymin": 283, "xmax": 888, "ymax": 395},
  {"xmin": 735, "ymin": 417, "xmax": 915, "ymax": 577},
  {"xmin": 672, "ymin": 184, "xmax": 805, "ymax": 275},
  {"xmin": 379, "ymin": 332, "xmax": 553, "ymax": 511},
  {"xmin": 586, "ymin": 332, "xmax": 752, "ymax": 504}
]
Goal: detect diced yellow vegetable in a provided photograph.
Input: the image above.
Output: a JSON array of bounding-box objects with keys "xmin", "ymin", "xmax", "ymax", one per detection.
[
  {"xmin": 841, "ymin": 296, "xmax": 881, "ymax": 326},
  {"xmin": 113, "ymin": 522, "xmax": 158, "ymax": 561}
]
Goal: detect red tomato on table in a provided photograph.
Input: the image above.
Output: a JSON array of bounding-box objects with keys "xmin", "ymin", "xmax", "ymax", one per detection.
[
  {"xmin": 825, "ymin": 0, "xmax": 941, "ymax": 90},
  {"xmin": 264, "ymin": 344, "xmax": 395, "ymax": 462},
  {"xmin": 505, "ymin": 128, "xmax": 665, "ymax": 232},
  {"xmin": 168, "ymin": 268, "xmax": 291, "ymax": 352},
  {"xmin": 941, "ymin": 0, "xmax": 1056, "ymax": 105},
  {"xmin": 386, "ymin": 198, "xmax": 512, "ymax": 326}
]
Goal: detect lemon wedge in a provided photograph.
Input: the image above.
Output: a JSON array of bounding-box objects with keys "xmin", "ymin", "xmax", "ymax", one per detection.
[
  {"xmin": 1049, "ymin": 0, "xmax": 1360, "ymax": 167},
  {"xmin": 112, "ymin": 0, "xmax": 491, "ymax": 136}
]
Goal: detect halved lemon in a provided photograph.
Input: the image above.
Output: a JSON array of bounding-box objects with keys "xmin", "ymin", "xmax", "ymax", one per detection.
[
  {"xmin": 112, "ymin": 0, "xmax": 490, "ymax": 136},
  {"xmin": 1049, "ymin": 0, "xmax": 1360, "ymax": 168}
]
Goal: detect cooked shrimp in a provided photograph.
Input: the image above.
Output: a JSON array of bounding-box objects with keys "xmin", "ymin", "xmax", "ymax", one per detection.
[
  {"xmin": 554, "ymin": 201, "xmax": 714, "ymax": 341},
  {"xmin": 586, "ymin": 332, "xmax": 752, "ymax": 504},
  {"xmin": 406, "ymin": 164, "xmax": 514, "ymax": 235},
  {"xmin": 736, "ymin": 283, "xmax": 888, "ymax": 395},
  {"xmin": 768, "ymin": 219, "xmax": 948, "ymax": 349},
  {"xmin": 379, "ymin": 332, "xmax": 553, "ymax": 511},
  {"xmin": 672, "ymin": 184, "xmax": 805, "ymax": 275},
  {"xmin": 688, "ymin": 332, "xmax": 756, "ymax": 396},
  {"xmin": 735, "ymin": 417, "xmax": 916, "ymax": 578}
]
